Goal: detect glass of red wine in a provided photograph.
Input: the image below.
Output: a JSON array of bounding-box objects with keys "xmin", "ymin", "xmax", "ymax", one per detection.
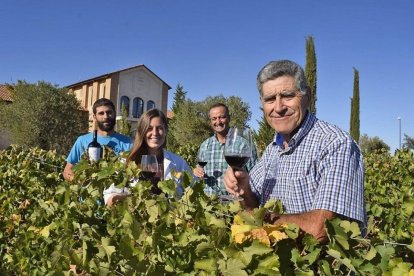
[
  {"xmin": 140, "ymin": 155, "xmax": 162, "ymax": 194},
  {"xmin": 140, "ymin": 155, "xmax": 158, "ymax": 180},
  {"xmin": 197, "ymin": 148, "xmax": 208, "ymax": 179},
  {"xmin": 223, "ymin": 126, "xmax": 252, "ymax": 201}
]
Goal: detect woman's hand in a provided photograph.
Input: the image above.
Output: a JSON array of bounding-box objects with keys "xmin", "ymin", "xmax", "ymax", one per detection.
[{"xmin": 107, "ymin": 193, "xmax": 129, "ymax": 207}]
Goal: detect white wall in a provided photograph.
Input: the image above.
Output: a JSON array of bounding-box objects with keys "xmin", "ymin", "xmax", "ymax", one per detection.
[{"xmin": 118, "ymin": 68, "xmax": 163, "ymax": 116}]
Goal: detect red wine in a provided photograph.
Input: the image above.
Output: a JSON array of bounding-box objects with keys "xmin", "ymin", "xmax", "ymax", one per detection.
[
  {"xmin": 224, "ymin": 155, "xmax": 249, "ymax": 169},
  {"xmin": 198, "ymin": 161, "xmax": 207, "ymax": 167},
  {"xmin": 141, "ymin": 171, "xmax": 156, "ymax": 179},
  {"xmin": 88, "ymin": 129, "xmax": 102, "ymax": 162}
]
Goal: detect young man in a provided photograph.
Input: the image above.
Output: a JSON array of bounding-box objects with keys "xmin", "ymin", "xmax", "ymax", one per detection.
[
  {"xmin": 193, "ymin": 103, "xmax": 257, "ymax": 195},
  {"xmin": 224, "ymin": 60, "xmax": 366, "ymax": 240},
  {"xmin": 63, "ymin": 98, "xmax": 132, "ymax": 181}
]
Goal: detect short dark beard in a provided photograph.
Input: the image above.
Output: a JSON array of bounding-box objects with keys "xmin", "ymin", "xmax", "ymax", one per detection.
[{"xmin": 97, "ymin": 118, "xmax": 116, "ymax": 132}]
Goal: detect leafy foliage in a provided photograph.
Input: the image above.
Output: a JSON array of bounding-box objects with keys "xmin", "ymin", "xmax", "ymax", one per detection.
[
  {"xmin": 403, "ymin": 134, "xmax": 414, "ymax": 150},
  {"xmin": 174, "ymin": 143, "xmax": 199, "ymax": 168},
  {"xmin": 364, "ymin": 149, "xmax": 414, "ymax": 244},
  {"xmin": 359, "ymin": 134, "xmax": 390, "ymax": 154},
  {"xmin": 0, "ymin": 81, "xmax": 88, "ymax": 155},
  {"xmin": 0, "ymin": 145, "xmax": 413, "ymax": 275},
  {"xmin": 117, "ymin": 103, "xmax": 132, "ymax": 136}
]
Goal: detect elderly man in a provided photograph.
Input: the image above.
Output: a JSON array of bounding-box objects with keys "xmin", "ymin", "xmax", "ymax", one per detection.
[{"xmin": 224, "ymin": 60, "xmax": 366, "ymax": 240}]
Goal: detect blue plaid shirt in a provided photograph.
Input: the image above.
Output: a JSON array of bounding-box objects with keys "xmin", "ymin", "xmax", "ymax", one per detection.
[
  {"xmin": 199, "ymin": 135, "xmax": 257, "ymax": 195},
  {"xmin": 250, "ymin": 112, "xmax": 366, "ymax": 227}
]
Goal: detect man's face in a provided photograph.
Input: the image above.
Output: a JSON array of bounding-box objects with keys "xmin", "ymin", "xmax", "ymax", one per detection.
[
  {"xmin": 94, "ymin": 105, "xmax": 116, "ymax": 132},
  {"xmin": 261, "ymin": 75, "xmax": 309, "ymax": 141},
  {"xmin": 209, "ymin": 106, "xmax": 230, "ymax": 136}
]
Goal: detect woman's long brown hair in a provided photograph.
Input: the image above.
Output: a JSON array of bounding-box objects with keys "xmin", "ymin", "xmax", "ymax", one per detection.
[{"xmin": 127, "ymin": 109, "xmax": 168, "ymax": 164}]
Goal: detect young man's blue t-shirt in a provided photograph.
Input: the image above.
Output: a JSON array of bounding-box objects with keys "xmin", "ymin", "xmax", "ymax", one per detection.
[{"xmin": 66, "ymin": 132, "xmax": 133, "ymax": 164}]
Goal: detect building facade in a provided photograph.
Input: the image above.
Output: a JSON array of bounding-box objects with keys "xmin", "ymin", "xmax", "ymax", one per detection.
[{"xmin": 66, "ymin": 64, "xmax": 171, "ymax": 133}]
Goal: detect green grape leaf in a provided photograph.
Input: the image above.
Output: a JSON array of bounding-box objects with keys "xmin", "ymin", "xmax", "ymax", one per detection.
[
  {"xmin": 218, "ymin": 258, "xmax": 248, "ymax": 276},
  {"xmin": 196, "ymin": 242, "xmax": 215, "ymax": 255},
  {"xmin": 100, "ymin": 237, "xmax": 116, "ymax": 262},
  {"xmin": 158, "ymin": 179, "xmax": 177, "ymax": 195},
  {"xmin": 194, "ymin": 258, "xmax": 217, "ymax": 272},
  {"xmin": 364, "ymin": 246, "xmax": 378, "ymax": 261},
  {"xmin": 391, "ymin": 262, "xmax": 413, "ymax": 275},
  {"xmin": 242, "ymin": 240, "xmax": 273, "ymax": 264},
  {"xmin": 326, "ymin": 249, "xmax": 356, "ymax": 272}
]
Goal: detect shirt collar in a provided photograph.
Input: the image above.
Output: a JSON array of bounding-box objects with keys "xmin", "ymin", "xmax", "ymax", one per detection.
[{"xmin": 272, "ymin": 111, "xmax": 316, "ymax": 151}]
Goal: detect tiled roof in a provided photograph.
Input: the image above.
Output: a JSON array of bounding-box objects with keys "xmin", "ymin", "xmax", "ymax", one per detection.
[
  {"xmin": 65, "ymin": 64, "xmax": 171, "ymax": 90},
  {"xmin": 0, "ymin": 85, "xmax": 13, "ymax": 102}
]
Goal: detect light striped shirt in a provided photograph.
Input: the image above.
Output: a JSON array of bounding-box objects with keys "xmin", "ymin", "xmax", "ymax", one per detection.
[
  {"xmin": 250, "ymin": 112, "xmax": 366, "ymax": 227},
  {"xmin": 199, "ymin": 135, "xmax": 257, "ymax": 195}
]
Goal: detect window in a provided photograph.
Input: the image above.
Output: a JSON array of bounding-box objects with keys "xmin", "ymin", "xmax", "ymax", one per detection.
[
  {"xmin": 147, "ymin": 100, "xmax": 155, "ymax": 111},
  {"xmin": 132, "ymin": 97, "xmax": 144, "ymax": 118},
  {"xmin": 120, "ymin": 96, "xmax": 130, "ymax": 116}
]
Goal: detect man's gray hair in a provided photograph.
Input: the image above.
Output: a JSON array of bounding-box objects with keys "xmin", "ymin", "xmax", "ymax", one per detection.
[{"xmin": 256, "ymin": 60, "xmax": 308, "ymax": 95}]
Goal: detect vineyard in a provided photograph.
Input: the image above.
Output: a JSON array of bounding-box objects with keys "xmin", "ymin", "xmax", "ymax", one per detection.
[{"xmin": 0, "ymin": 145, "xmax": 413, "ymax": 275}]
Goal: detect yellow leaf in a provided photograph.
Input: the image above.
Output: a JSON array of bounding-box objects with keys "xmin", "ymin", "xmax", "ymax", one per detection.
[
  {"xmin": 268, "ymin": 230, "xmax": 288, "ymax": 242},
  {"xmin": 40, "ymin": 225, "xmax": 50, "ymax": 238},
  {"xmin": 233, "ymin": 232, "xmax": 251, "ymax": 244},
  {"xmin": 231, "ymin": 224, "xmax": 252, "ymax": 244},
  {"xmin": 231, "ymin": 224, "xmax": 252, "ymax": 235},
  {"xmin": 251, "ymin": 228, "xmax": 270, "ymax": 246},
  {"xmin": 233, "ymin": 214, "xmax": 244, "ymax": 225}
]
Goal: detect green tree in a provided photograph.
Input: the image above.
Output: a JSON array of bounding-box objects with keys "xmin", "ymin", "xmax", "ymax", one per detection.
[
  {"xmin": 0, "ymin": 80, "xmax": 88, "ymax": 155},
  {"xmin": 117, "ymin": 103, "xmax": 131, "ymax": 136},
  {"xmin": 402, "ymin": 134, "xmax": 414, "ymax": 150},
  {"xmin": 305, "ymin": 35, "xmax": 317, "ymax": 114},
  {"xmin": 359, "ymin": 134, "xmax": 390, "ymax": 153},
  {"xmin": 171, "ymin": 83, "xmax": 187, "ymax": 114},
  {"xmin": 253, "ymin": 110, "xmax": 274, "ymax": 156},
  {"xmin": 350, "ymin": 68, "xmax": 360, "ymax": 143},
  {"xmin": 168, "ymin": 84, "xmax": 188, "ymax": 150}
]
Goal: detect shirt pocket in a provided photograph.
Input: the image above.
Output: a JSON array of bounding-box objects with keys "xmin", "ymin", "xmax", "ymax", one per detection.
[{"xmin": 282, "ymin": 174, "xmax": 318, "ymax": 214}]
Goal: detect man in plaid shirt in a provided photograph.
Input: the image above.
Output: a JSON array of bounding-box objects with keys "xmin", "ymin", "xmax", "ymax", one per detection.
[
  {"xmin": 193, "ymin": 103, "xmax": 257, "ymax": 195},
  {"xmin": 223, "ymin": 60, "xmax": 366, "ymax": 240}
]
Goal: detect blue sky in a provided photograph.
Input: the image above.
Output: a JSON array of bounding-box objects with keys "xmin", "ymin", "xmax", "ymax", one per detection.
[{"xmin": 1, "ymin": 0, "xmax": 413, "ymax": 152}]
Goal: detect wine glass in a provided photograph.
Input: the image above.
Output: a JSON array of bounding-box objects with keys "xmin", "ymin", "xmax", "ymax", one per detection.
[
  {"xmin": 222, "ymin": 127, "xmax": 252, "ymax": 201},
  {"xmin": 197, "ymin": 148, "xmax": 208, "ymax": 179},
  {"xmin": 140, "ymin": 155, "xmax": 158, "ymax": 180}
]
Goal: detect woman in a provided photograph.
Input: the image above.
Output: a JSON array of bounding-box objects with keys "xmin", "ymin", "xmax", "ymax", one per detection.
[{"xmin": 103, "ymin": 109, "xmax": 191, "ymax": 206}]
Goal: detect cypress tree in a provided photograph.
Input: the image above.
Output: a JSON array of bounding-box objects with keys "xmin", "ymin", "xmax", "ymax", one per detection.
[
  {"xmin": 350, "ymin": 68, "xmax": 360, "ymax": 143},
  {"xmin": 305, "ymin": 35, "xmax": 317, "ymax": 114}
]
